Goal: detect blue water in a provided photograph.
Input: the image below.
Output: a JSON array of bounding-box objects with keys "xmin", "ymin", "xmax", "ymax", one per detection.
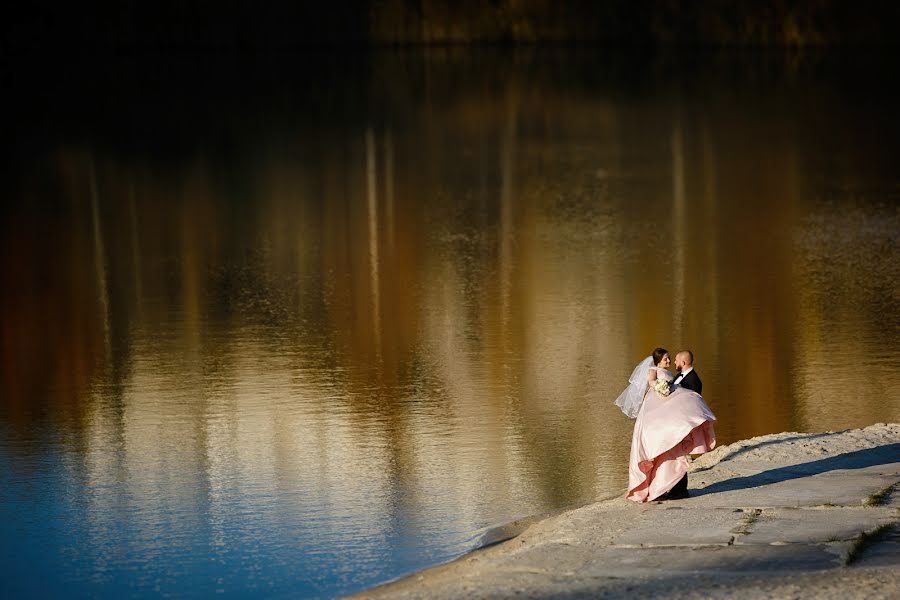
[{"xmin": 0, "ymin": 429, "xmax": 484, "ymax": 598}]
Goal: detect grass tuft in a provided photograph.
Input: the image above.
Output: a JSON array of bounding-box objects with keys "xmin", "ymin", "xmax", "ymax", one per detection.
[
  {"xmin": 730, "ymin": 509, "xmax": 763, "ymax": 535},
  {"xmin": 742, "ymin": 509, "xmax": 762, "ymax": 526},
  {"xmin": 864, "ymin": 483, "xmax": 897, "ymax": 507},
  {"xmin": 843, "ymin": 524, "xmax": 895, "ymax": 566}
]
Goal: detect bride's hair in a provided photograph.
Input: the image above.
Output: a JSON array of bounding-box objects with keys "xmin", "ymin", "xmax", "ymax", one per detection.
[{"xmin": 652, "ymin": 347, "xmax": 669, "ymax": 365}]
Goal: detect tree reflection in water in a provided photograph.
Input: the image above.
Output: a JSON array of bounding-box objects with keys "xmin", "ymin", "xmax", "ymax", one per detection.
[{"xmin": 1, "ymin": 49, "xmax": 899, "ymax": 598}]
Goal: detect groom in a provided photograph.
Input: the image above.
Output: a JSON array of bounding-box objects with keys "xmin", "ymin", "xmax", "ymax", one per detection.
[
  {"xmin": 662, "ymin": 350, "xmax": 703, "ymax": 500},
  {"xmin": 673, "ymin": 350, "xmax": 702, "ymax": 394}
]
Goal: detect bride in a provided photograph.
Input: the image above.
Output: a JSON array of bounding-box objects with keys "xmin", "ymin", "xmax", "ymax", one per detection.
[{"xmin": 615, "ymin": 347, "xmax": 716, "ymax": 502}]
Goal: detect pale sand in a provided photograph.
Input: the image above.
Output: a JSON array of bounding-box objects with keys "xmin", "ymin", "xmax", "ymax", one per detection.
[{"xmin": 352, "ymin": 423, "xmax": 900, "ymax": 599}]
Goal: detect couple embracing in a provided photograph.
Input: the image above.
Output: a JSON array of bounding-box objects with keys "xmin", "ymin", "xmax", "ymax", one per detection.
[{"xmin": 615, "ymin": 348, "xmax": 716, "ymax": 502}]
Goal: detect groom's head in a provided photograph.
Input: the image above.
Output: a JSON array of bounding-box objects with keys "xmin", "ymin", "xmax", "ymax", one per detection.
[{"xmin": 675, "ymin": 350, "xmax": 694, "ymax": 371}]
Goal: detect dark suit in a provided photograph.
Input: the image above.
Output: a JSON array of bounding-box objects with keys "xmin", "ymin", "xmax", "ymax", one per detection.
[{"xmin": 676, "ymin": 369, "xmax": 702, "ymax": 395}]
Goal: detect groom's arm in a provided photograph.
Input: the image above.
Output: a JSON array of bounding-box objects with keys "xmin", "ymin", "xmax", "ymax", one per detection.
[
  {"xmin": 679, "ymin": 372, "xmax": 702, "ymax": 394},
  {"xmin": 689, "ymin": 372, "xmax": 702, "ymax": 395}
]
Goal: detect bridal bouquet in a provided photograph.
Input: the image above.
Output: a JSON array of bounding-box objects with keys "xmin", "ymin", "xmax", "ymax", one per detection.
[{"xmin": 653, "ymin": 379, "xmax": 671, "ymax": 397}]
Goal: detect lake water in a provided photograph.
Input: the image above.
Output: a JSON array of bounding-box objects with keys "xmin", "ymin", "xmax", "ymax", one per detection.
[{"xmin": 2, "ymin": 49, "xmax": 899, "ymax": 598}]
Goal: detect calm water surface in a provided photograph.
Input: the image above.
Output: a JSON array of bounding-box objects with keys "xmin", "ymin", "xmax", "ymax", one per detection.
[{"xmin": 2, "ymin": 50, "xmax": 899, "ymax": 598}]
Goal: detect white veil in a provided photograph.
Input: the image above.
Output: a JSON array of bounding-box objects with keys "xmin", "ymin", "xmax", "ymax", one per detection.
[{"xmin": 614, "ymin": 356, "xmax": 653, "ymax": 418}]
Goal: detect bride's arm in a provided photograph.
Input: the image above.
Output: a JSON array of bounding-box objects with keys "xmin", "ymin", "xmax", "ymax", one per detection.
[{"xmin": 646, "ymin": 367, "xmax": 657, "ymax": 385}]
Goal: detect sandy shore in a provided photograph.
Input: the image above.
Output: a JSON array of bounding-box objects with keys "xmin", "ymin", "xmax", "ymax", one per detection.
[{"xmin": 353, "ymin": 423, "xmax": 900, "ymax": 599}]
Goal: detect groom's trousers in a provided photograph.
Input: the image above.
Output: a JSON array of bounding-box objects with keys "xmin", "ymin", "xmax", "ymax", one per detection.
[{"xmin": 668, "ymin": 473, "xmax": 688, "ymax": 498}]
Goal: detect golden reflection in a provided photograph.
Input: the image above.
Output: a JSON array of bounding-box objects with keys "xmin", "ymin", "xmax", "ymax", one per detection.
[
  {"xmin": 792, "ymin": 204, "xmax": 900, "ymax": 430},
  {"xmin": 88, "ymin": 155, "xmax": 111, "ymax": 358},
  {"xmin": 1, "ymin": 54, "xmax": 899, "ymax": 534},
  {"xmin": 670, "ymin": 108, "xmax": 686, "ymax": 337},
  {"xmin": 365, "ymin": 127, "xmax": 382, "ymax": 361}
]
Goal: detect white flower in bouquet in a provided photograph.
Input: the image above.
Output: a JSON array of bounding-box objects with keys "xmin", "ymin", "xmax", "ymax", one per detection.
[{"xmin": 653, "ymin": 379, "xmax": 671, "ymax": 397}]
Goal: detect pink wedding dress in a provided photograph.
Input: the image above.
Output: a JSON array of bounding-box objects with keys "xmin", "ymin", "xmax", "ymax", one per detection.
[{"xmin": 627, "ymin": 368, "xmax": 716, "ymax": 502}]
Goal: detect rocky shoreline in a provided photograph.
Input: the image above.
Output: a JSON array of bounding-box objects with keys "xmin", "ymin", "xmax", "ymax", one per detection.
[{"xmin": 353, "ymin": 424, "xmax": 900, "ymax": 599}]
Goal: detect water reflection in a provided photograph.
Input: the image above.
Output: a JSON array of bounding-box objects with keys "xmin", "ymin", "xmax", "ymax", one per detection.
[{"xmin": 2, "ymin": 49, "xmax": 899, "ymax": 598}]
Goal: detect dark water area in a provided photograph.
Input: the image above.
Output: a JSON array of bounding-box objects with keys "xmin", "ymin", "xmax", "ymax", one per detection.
[
  {"xmin": 6, "ymin": 1, "xmax": 900, "ymax": 47},
  {"xmin": 2, "ymin": 49, "xmax": 899, "ymax": 598}
]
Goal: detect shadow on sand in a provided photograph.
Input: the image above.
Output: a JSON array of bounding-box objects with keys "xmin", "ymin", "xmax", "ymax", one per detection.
[
  {"xmin": 693, "ymin": 443, "xmax": 900, "ymax": 497},
  {"xmin": 715, "ymin": 431, "xmax": 846, "ymax": 463}
]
